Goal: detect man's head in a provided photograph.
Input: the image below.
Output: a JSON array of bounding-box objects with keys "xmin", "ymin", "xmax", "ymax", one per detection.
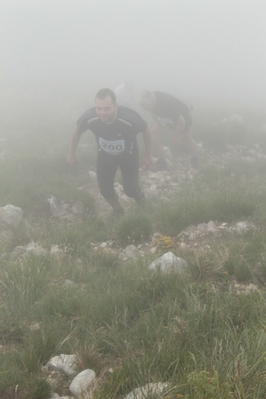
[
  {"xmin": 139, "ymin": 90, "xmax": 156, "ymax": 111},
  {"xmin": 95, "ymin": 88, "xmax": 118, "ymax": 124}
]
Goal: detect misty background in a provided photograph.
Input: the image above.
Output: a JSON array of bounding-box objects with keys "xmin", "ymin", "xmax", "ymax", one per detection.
[{"xmin": 1, "ymin": 0, "xmax": 266, "ymax": 136}]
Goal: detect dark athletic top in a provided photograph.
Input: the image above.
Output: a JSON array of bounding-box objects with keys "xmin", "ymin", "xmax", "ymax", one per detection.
[
  {"xmin": 76, "ymin": 106, "xmax": 147, "ymax": 156},
  {"xmin": 153, "ymin": 91, "xmax": 190, "ymax": 126}
]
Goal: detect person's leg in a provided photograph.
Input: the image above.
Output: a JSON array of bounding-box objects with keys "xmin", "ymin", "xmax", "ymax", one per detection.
[
  {"xmin": 173, "ymin": 114, "xmax": 199, "ymax": 168},
  {"xmin": 97, "ymin": 154, "xmax": 124, "ymax": 213},
  {"xmin": 150, "ymin": 125, "xmax": 168, "ymax": 171},
  {"xmin": 178, "ymin": 127, "xmax": 199, "ymax": 168},
  {"xmin": 119, "ymin": 142, "xmax": 145, "ymax": 204},
  {"xmin": 179, "ymin": 127, "xmax": 198, "ymax": 157}
]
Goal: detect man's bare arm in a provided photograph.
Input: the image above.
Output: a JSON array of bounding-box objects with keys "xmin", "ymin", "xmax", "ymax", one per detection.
[
  {"xmin": 142, "ymin": 126, "xmax": 153, "ymax": 168},
  {"xmin": 175, "ymin": 115, "xmax": 186, "ymax": 135},
  {"xmin": 149, "ymin": 111, "xmax": 160, "ymax": 133},
  {"xmin": 67, "ymin": 127, "xmax": 82, "ymax": 166}
]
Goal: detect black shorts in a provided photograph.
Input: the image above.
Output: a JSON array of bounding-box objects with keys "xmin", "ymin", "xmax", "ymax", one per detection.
[{"xmin": 96, "ymin": 139, "xmax": 143, "ymax": 201}]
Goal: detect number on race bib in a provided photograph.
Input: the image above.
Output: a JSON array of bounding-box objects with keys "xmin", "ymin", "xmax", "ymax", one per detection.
[{"xmin": 99, "ymin": 137, "xmax": 125, "ymax": 155}]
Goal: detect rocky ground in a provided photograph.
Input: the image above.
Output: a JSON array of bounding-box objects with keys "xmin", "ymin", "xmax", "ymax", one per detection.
[
  {"xmin": 1, "ymin": 142, "xmax": 265, "ymax": 258},
  {"xmin": 1, "ymin": 142, "xmax": 266, "ymax": 399},
  {"xmin": 77, "ymin": 142, "xmax": 263, "ymax": 253}
]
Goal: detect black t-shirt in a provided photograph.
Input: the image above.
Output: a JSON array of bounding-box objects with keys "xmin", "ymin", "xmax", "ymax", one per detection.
[
  {"xmin": 76, "ymin": 106, "xmax": 147, "ymax": 156},
  {"xmin": 153, "ymin": 91, "xmax": 190, "ymax": 125}
]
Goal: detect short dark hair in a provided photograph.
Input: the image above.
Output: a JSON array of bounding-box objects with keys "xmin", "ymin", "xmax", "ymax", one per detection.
[{"xmin": 95, "ymin": 88, "xmax": 116, "ymax": 103}]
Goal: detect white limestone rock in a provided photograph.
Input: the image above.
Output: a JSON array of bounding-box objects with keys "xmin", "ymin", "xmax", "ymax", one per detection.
[
  {"xmin": 46, "ymin": 354, "xmax": 78, "ymax": 376},
  {"xmin": 69, "ymin": 369, "xmax": 96, "ymax": 396},
  {"xmin": 25, "ymin": 242, "xmax": 48, "ymax": 256},
  {"xmin": 124, "ymin": 382, "xmax": 170, "ymax": 399},
  {"xmin": 207, "ymin": 220, "xmax": 216, "ymax": 231},
  {"xmin": 0, "ymin": 204, "xmax": 23, "ymax": 226},
  {"xmin": 47, "ymin": 196, "xmax": 65, "ymax": 217},
  {"xmin": 235, "ymin": 222, "xmax": 248, "ymax": 233},
  {"xmin": 124, "ymin": 244, "xmax": 139, "ymax": 259},
  {"xmin": 149, "ymin": 252, "xmax": 188, "ymax": 273}
]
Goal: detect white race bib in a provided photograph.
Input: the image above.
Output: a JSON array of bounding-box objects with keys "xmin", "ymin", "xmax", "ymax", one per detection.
[{"xmin": 99, "ymin": 137, "xmax": 125, "ymax": 155}]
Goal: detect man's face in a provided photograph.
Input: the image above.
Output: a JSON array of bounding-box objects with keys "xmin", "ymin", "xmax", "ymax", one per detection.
[{"xmin": 95, "ymin": 96, "xmax": 118, "ymax": 124}]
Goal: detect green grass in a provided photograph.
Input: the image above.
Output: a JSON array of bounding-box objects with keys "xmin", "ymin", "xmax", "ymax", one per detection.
[
  {"xmin": 114, "ymin": 209, "xmax": 153, "ymax": 245},
  {"xmin": 3, "ymin": 110, "xmax": 266, "ymax": 398}
]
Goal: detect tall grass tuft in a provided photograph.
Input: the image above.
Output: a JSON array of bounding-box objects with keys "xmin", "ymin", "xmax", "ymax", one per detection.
[{"xmin": 115, "ymin": 210, "xmax": 152, "ymax": 245}]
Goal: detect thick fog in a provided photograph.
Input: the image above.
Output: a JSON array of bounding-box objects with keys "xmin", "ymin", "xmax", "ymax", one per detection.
[{"xmin": 1, "ymin": 0, "xmax": 266, "ymax": 123}]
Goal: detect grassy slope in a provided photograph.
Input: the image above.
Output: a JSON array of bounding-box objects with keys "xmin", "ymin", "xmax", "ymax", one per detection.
[{"xmin": 1, "ymin": 110, "xmax": 266, "ymax": 398}]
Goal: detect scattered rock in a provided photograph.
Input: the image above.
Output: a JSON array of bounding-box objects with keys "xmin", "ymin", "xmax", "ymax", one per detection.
[
  {"xmin": 25, "ymin": 242, "xmax": 48, "ymax": 256},
  {"xmin": 235, "ymin": 222, "xmax": 248, "ymax": 233},
  {"xmin": 64, "ymin": 279, "xmax": 78, "ymax": 288},
  {"xmin": 124, "ymin": 244, "xmax": 139, "ymax": 259},
  {"xmin": 29, "ymin": 322, "xmax": 41, "ymax": 331},
  {"xmin": 50, "ymin": 245, "xmax": 65, "ymax": 259},
  {"xmin": 0, "ymin": 204, "xmax": 23, "ymax": 226},
  {"xmin": 47, "ymin": 196, "xmax": 65, "ymax": 217},
  {"xmin": 235, "ymin": 282, "xmax": 258, "ymax": 295},
  {"xmin": 46, "ymin": 354, "xmax": 78, "ymax": 376},
  {"xmin": 149, "ymin": 252, "xmax": 188, "ymax": 273},
  {"xmin": 207, "ymin": 220, "xmax": 216, "ymax": 231},
  {"xmin": 150, "ymin": 247, "xmax": 157, "ymax": 254},
  {"xmin": 69, "ymin": 369, "xmax": 96, "ymax": 396},
  {"xmin": 124, "ymin": 382, "xmax": 170, "ymax": 399}
]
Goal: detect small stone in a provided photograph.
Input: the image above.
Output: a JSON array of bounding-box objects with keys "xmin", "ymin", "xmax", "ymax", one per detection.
[
  {"xmin": 149, "ymin": 252, "xmax": 188, "ymax": 273},
  {"xmin": 64, "ymin": 280, "xmax": 77, "ymax": 288},
  {"xmin": 197, "ymin": 223, "xmax": 207, "ymax": 230},
  {"xmin": 180, "ymin": 243, "xmax": 187, "ymax": 249},
  {"xmin": 25, "ymin": 242, "xmax": 48, "ymax": 256},
  {"xmin": 235, "ymin": 222, "xmax": 248, "ymax": 233},
  {"xmin": 0, "ymin": 204, "xmax": 23, "ymax": 226},
  {"xmin": 50, "ymin": 245, "xmax": 65, "ymax": 259},
  {"xmin": 46, "ymin": 354, "xmax": 78, "ymax": 376},
  {"xmin": 124, "ymin": 245, "xmax": 139, "ymax": 259},
  {"xmin": 207, "ymin": 221, "xmax": 216, "ymax": 231},
  {"xmin": 29, "ymin": 322, "xmax": 41, "ymax": 331},
  {"xmin": 69, "ymin": 369, "xmax": 96, "ymax": 396},
  {"xmin": 47, "ymin": 196, "xmax": 65, "ymax": 217},
  {"xmin": 124, "ymin": 382, "xmax": 170, "ymax": 399},
  {"xmin": 150, "ymin": 247, "xmax": 157, "ymax": 254}
]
